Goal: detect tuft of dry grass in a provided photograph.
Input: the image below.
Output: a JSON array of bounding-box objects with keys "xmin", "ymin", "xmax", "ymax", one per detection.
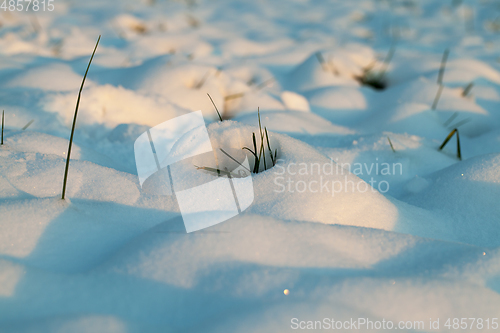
[
  {"xmin": 355, "ymin": 44, "xmax": 395, "ymax": 90},
  {"xmin": 242, "ymin": 108, "xmax": 277, "ymax": 173}
]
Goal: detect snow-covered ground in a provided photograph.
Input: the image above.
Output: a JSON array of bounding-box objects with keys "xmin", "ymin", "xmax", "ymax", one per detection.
[{"xmin": 1, "ymin": 0, "xmax": 500, "ymax": 332}]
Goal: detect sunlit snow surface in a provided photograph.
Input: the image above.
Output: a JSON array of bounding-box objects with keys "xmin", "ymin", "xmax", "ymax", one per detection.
[{"xmin": 1, "ymin": 0, "xmax": 500, "ymax": 332}]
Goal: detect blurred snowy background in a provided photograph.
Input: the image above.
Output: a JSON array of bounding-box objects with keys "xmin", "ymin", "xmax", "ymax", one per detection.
[{"xmin": 1, "ymin": 0, "xmax": 500, "ymax": 332}]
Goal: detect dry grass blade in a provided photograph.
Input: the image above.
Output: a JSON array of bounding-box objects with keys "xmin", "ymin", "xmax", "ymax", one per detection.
[
  {"xmin": 194, "ymin": 148, "xmax": 252, "ymax": 178},
  {"xmin": 224, "ymin": 92, "xmax": 245, "ymax": 101},
  {"xmin": 242, "ymin": 146, "xmax": 258, "ymax": 170},
  {"xmin": 462, "ymin": 81, "xmax": 474, "ymax": 97},
  {"xmin": 439, "ymin": 128, "xmax": 456, "ymax": 150},
  {"xmin": 252, "ymin": 132, "xmax": 259, "ymax": 172},
  {"xmin": 1, "ymin": 110, "xmax": 4, "ymax": 145},
  {"xmin": 207, "ymin": 93, "xmax": 223, "ymax": 122},
  {"xmin": 431, "ymin": 85, "xmax": 444, "ymax": 110},
  {"xmin": 315, "ymin": 52, "xmax": 337, "ymax": 75},
  {"xmin": 219, "ymin": 148, "xmax": 251, "ymax": 173},
  {"xmin": 432, "ymin": 49, "xmax": 449, "ymax": 110},
  {"xmin": 255, "ymin": 78, "xmax": 275, "ymax": 91},
  {"xmin": 379, "ymin": 43, "xmax": 396, "ymax": 77},
  {"xmin": 61, "ymin": 35, "xmax": 100, "ymax": 200},
  {"xmin": 22, "ymin": 119, "xmax": 34, "ymax": 130},
  {"xmin": 194, "ymin": 71, "xmax": 210, "ymax": 89},
  {"xmin": 439, "ymin": 128, "xmax": 461, "ymax": 160},
  {"xmin": 387, "ymin": 136, "xmax": 396, "ymax": 153},
  {"xmin": 242, "ymin": 133, "xmax": 259, "ymax": 173},
  {"xmin": 443, "ymin": 112, "xmax": 459, "ymax": 127},
  {"xmin": 449, "ymin": 118, "xmax": 471, "ymax": 129},
  {"xmin": 257, "ymin": 108, "xmax": 266, "ymax": 170},
  {"xmin": 437, "ymin": 49, "xmax": 449, "ymax": 85},
  {"xmin": 316, "ymin": 52, "xmax": 328, "ymax": 71},
  {"xmin": 194, "ymin": 165, "xmax": 232, "ymax": 177},
  {"xmin": 265, "ymin": 127, "xmax": 276, "ymax": 166}
]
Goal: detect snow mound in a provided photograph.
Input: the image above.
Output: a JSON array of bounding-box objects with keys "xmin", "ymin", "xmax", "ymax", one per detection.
[
  {"xmin": 405, "ymin": 153, "xmax": 500, "ymax": 247},
  {"xmin": 280, "ymin": 91, "xmax": 310, "ymax": 112},
  {"xmin": 206, "ymin": 121, "xmax": 443, "ymax": 235},
  {"xmin": 357, "ymin": 77, "xmax": 492, "ymax": 138},
  {"xmin": 233, "ymin": 110, "xmax": 354, "ymax": 135},
  {"xmin": 0, "ymin": 132, "xmax": 176, "ymax": 272},
  {"xmin": 43, "ymin": 84, "xmax": 189, "ymax": 128},
  {"xmin": 4, "ymin": 63, "xmax": 90, "ymax": 92},
  {"xmin": 3, "ymin": 131, "xmax": 115, "ymax": 168},
  {"xmin": 287, "ymin": 44, "xmax": 374, "ymax": 92},
  {"xmin": 306, "ymin": 86, "xmax": 376, "ymax": 126}
]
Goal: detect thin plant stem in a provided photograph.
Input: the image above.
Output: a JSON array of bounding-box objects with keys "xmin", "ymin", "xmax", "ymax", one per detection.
[
  {"xmin": 265, "ymin": 127, "xmax": 275, "ymax": 165},
  {"xmin": 224, "ymin": 93, "xmax": 245, "ymax": 101},
  {"xmin": 431, "ymin": 84, "xmax": 444, "ymax": 110},
  {"xmin": 207, "ymin": 93, "xmax": 223, "ymax": 121},
  {"xmin": 61, "ymin": 35, "xmax": 100, "ymax": 200},
  {"xmin": 449, "ymin": 118, "xmax": 471, "ymax": 129},
  {"xmin": 387, "ymin": 136, "xmax": 396, "ymax": 152},
  {"xmin": 443, "ymin": 112, "xmax": 459, "ymax": 127},
  {"xmin": 219, "ymin": 148, "xmax": 251, "ymax": 174},
  {"xmin": 462, "ymin": 82, "xmax": 474, "ymax": 97},
  {"xmin": 316, "ymin": 52, "xmax": 328, "ymax": 72},
  {"xmin": 437, "ymin": 49, "xmax": 449, "ymax": 85},
  {"xmin": 380, "ymin": 43, "xmax": 396, "ymax": 77},
  {"xmin": 439, "ymin": 128, "xmax": 462, "ymax": 160},
  {"xmin": 1, "ymin": 110, "xmax": 4, "ymax": 145},
  {"xmin": 257, "ymin": 108, "xmax": 266, "ymax": 170},
  {"xmin": 22, "ymin": 119, "xmax": 34, "ymax": 130},
  {"xmin": 432, "ymin": 49, "xmax": 450, "ymax": 110}
]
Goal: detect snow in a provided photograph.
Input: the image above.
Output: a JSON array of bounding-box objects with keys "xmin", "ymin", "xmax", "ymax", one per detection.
[
  {"xmin": 405, "ymin": 153, "xmax": 500, "ymax": 247},
  {"xmin": 1, "ymin": 0, "xmax": 500, "ymax": 332}
]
